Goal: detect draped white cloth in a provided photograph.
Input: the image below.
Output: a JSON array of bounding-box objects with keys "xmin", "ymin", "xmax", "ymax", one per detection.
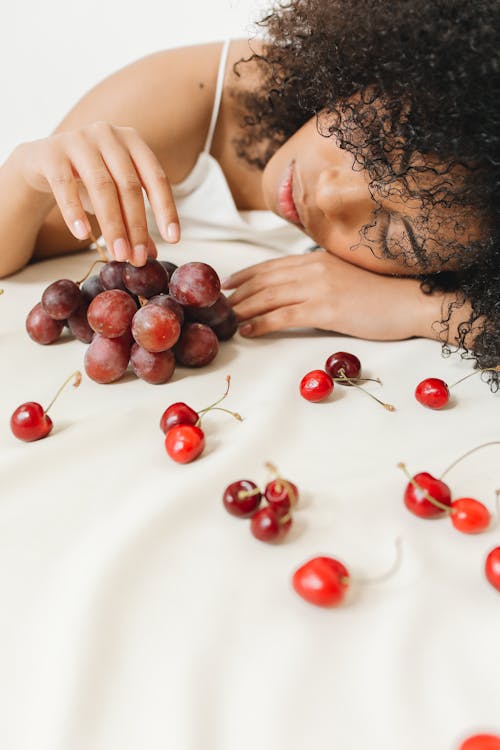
[{"xmin": 1, "ymin": 237, "xmax": 499, "ymax": 750}]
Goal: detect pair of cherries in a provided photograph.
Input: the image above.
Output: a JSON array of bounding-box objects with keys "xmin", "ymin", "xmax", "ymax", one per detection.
[
  {"xmin": 10, "ymin": 371, "xmax": 82, "ymax": 442},
  {"xmin": 300, "ymin": 351, "xmax": 394, "ymax": 411},
  {"xmin": 160, "ymin": 376, "xmax": 241, "ymax": 463},
  {"xmin": 222, "ymin": 464, "xmax": 298, "ymax": 542}
]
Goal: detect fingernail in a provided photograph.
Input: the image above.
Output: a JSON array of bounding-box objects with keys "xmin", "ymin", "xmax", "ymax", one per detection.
[
  {"xmin": 239, "ymin": 323, "xmax": 253, "ymax": 336},
  {"xmin": 167, "ymin": 222, "xmax": 179, "ymax": 242},
  {"xmin": 113, "ymin": 237, "xmax": 129, "ymax": 261},
  {"xmin": 133, "ymin": 244, "xmax": 148, "ymax": 265},
  {"xmin": 72, "ymin": 219, "xmax": 89, "ymax": 240}
]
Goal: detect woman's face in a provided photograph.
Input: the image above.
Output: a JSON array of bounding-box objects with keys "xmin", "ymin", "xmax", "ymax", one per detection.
[{"xmin": 261, "ymin": 115, "xmax": 481, "ymax": 276}]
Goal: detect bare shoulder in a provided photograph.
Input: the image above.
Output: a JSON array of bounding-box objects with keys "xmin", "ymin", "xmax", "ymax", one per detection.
[{"xmin": 54, "ymin": 41, "xmax": 228, "ymax": 183}]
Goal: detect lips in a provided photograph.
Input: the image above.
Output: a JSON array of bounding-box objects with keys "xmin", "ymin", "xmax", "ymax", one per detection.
[{"xmin": 277, "ymin": 162, "xmax": 303, "ymax": 227}]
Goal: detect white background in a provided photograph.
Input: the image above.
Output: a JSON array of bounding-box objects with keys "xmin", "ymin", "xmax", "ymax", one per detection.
[{"xmin": 0, "ymin": 0, "xmax": 264, "ymax": 162}]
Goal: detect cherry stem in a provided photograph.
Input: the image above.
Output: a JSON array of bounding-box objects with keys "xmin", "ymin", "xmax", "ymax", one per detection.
[
  {"xmin": 89, "ymin": 232, "xmax": 109, "ymax": 263},
  {"xmin": 449, "ymin": 365, "xmax": 500, "ymax": 390},
  {"xmin": 237, "ymin": 486, "xmax": 261, "ymax": 500},
  {"xmin": 332, "ymin": 376, "xmax": 382, "ymax": 385},
  {"xmin": 354, "ymin": 537, "xmax": 403, "ymax": 585},
  {"xmin": 397, "ymin": 462, "xmax": 453, "ymax": 513},
  {"xmin": 264, "ymin": 462, "xmax": 298, "ymax": 507},
  {"xmin": 439, "ymin": 441, "xmax": 500, "ymax": 480},
  {"xmin": 44, "ymin": 371, "xmax": 82, "ymax": 415},
  {"xmin": 196, "ymin": 376, "xmax": 243, "ymax": 425},
  {"xmin": 338, "ymin": 369, "xmax": 395, "ymax": 411},
  {"xmin": 76, "ymin": 259, "xmax": 106, "ymax": 286}
]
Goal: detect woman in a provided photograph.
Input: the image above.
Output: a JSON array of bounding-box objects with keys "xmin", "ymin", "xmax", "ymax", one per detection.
[{"xmin": 1, "ymin": 0, "xmax": 498, "ymax": 383}]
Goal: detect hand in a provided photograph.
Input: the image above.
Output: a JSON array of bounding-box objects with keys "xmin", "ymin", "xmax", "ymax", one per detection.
[
  {"xmin": 14, "ymin": 122, "xmax": 180, "ymax": 266},
  {"xmin": 223, "ymin": 250, "xmax": 437, "ymax": 341}
]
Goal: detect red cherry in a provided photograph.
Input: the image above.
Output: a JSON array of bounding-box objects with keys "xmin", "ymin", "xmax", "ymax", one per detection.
[
  {"xmin": 164, "ymin": 424, "xmax": 205, "ymax": 463},
  {"xmin": 299, "ymin": 369, "xmax": 333, "ymax": 402},
  {"xmin": 160, "ymin": 402, "xmax": 199, "ymax": 434},
  {"xmin": 459, "ymin": 735, "xmax": 500, "ymax": 750},
  {"xmin": 250, "ymin": 506, "xmax": 292, "ymax": 542},
  {"xmin": 223, "ymin": 480, "xmax": 262, "ymax": 517},
  {"xmin": 450, "ymin": 497, "xmax": 491, "ymax": 534},
  {"xmin": 292, "ymin": 556, "xmax": 350, "ymax": 607},
  {"xmin": 415, "ymin": 377, "xmax": 450, "ymax": 409},
  {"xmin": 324, "ymin": 351, "xmax": 361, "ymax": 382},
  {"xmin": 10, "ymin": 402, "xmax": 53, "ymax": 442},
  {"xmin": 485, "ymin": 547, "xmax": 500, "ymax": 592},
  {"xmin": 10, "ymin": 371, "xmax": 81, "ymax": 443},
  {"xmin": 402, "ymin": 470, "xmax": 452, "ymax": 518},
  {"xmin": 264, "ymin": 478, "xmax": 299, "ymax": 513}
]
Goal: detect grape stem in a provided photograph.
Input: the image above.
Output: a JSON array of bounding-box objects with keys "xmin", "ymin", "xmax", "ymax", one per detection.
[
  {"xmin": 89, "ymin": 232, "xmax": 109, "ymax": 263},
  {"xmin": 76, "ymin": 259, "xmax": 106, "ymax": 286}
]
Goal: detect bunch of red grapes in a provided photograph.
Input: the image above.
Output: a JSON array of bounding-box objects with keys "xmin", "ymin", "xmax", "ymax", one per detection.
[{"xmin": 26, "ymin": 259, "xmax": 237, "ymax": 384}]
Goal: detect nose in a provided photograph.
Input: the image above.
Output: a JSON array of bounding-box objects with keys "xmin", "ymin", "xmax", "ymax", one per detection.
[{"xmin": 315, "ymin": 167, "xmax": 374, "ymax": 228}]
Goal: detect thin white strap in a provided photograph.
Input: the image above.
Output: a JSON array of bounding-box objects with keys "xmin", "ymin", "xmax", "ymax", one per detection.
[{"xmin": 203, "ymin": 39, "xmax": 231, "ymax": 154}]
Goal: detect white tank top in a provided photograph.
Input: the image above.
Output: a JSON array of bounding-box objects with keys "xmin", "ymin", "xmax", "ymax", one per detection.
[{"xmin": 145, "ymin": 40, "xmax": 316, "ymax": 255}]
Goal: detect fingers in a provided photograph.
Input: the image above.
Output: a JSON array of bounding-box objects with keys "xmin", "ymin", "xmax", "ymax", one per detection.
[
  {"xmin": 239, "ymin": 304, "xmax": 306, "ymax": 337},
  {"xmin": 123, "ymin": 129, "xmax": 180, "ymax": 244},
  {"xmin": 36, "ymin": 122, "xmax": 180, "ymax": 267},
  {"xmin": 231, "ymin": 281, "xmax": 304, "ymax": 321},
  {"xmin": 221, "ymin": 254, "xmax": 310, "ymax": 290}
]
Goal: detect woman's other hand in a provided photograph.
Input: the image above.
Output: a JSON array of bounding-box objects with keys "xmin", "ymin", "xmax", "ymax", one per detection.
[{"xmin": 223, "ymin": 251, "xmax": 440, "ymax": 342}]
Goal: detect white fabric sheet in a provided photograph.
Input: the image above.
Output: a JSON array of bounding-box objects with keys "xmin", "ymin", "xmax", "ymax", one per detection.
[{"xmin": 1, "ymin": 238, "xmax": 499, "ymax": 750}]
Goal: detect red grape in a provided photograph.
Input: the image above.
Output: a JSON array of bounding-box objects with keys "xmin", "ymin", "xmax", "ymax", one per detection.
[
  {"xmin": 131, "ymin": 305, "xmax": 181, "ymax": 352},
  {"xmin": 174, "ymin": 323, "xmax": 219, "ymax": 367},
  {"xmin": 84, "ymin": 333, "xmax": 131, "ymax": 383},
  {"xmin": 211, "ymin": 308, "xmax": 238, "ymax": 341},
  {"xmin": 99, "ymin": 261, "xmax": 128, "ymax": 291},
  {"xmin": 67, "ymin": 303, "xmax": 94, "ymax": 343},
  {"xmin": 87, "ymin": 290, "xmax": 137, "ymax": 338},
  {"xmin": 130, "ymin": 343, "xmax": 175, "ymax": 384},
  {"xmin": 185, "ymin": 293, "xmax": 231, "ymax": 326},
  {"xmin": 147, "ymin": 294, "xmax": 184, "ymax": 324},
  {"xmin": 41, "ymin": 279, "xmax": 82, "ymax": 319},
  {"xmin": 123, "ymin": 259, "xmax": 168, "ymax": 297},
  {"xmin": 26, "ymin": 302, "xmax": 64, "ymax": 344},
  {"xmin": 169, "ymin": 262, "xmax": 220, "ymax": 307},
  {"xmin": 159, "ymin": 260, "xmax": 178, "ymax": 280},
  {"xmin": 81, "ymin": 274, "xmax": 104, "ymax": 302}
]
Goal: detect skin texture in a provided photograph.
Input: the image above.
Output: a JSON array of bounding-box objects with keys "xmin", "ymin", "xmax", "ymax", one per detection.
[{"xmin": 0, "ymin": 28, "xmax": 492, "ymax": 355}]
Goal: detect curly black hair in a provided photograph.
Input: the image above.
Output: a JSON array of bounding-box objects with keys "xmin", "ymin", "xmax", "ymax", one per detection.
[{"xmin": 230, "ymin": 0, "xmax": 500, "ymax": 388}]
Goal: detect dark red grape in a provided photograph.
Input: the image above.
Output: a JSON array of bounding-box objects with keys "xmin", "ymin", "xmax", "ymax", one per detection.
[
  {"xmin": 159, "ymin": 260, "xmax": 178, "ymax": 281},
  {"xmin": 87, "ymin": 290, "xmax": 137, "ymax": 338},
  {"xmin": 169, "ymin": 262, "xmax": 220, "ymax": 307},
  {"xmin": 147, "ymin": 294, "xmax": 184, "ymax": 325},
  {"xmin": 131, "ymin": 305, "xmax": 181, "ymax": 352},
  {"xmin": 41, "ymin": 279, "xmax": 82, "ymax": 319},
  {"xmin": 130, "ymin": 343, "xmax": 175, "ymax": 384},
  {"xmin": 211, "ymin": 308, "xmax": 238, "ymax": 341},
  {"xmin": 81, "ymin": 274, "xmax": 104, "ymax": 303},
  {"xmin": 84, "ymin": 333, "xmax": 131, "ymax": 383},
  {"xmin": 67, "ymin": 303, "xmax": 94, "ymax": 343},
  {"xmin": 174, "ymin": 322, "xmax": 219, "ymax": 367},
  {"xmin": 26, "ymin": 302, "xmax": 65, "ymax": 344},
  {"xmin": 123, "ymin": 259, "xmax": 168, "ymax": 297},
  {"xmin": 99, "ymin": 261, "xmax": 127, "ymax": 291},
  {"xmin": 185, "ymin": 293, "xmax": 231, "ymax": 326}
]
